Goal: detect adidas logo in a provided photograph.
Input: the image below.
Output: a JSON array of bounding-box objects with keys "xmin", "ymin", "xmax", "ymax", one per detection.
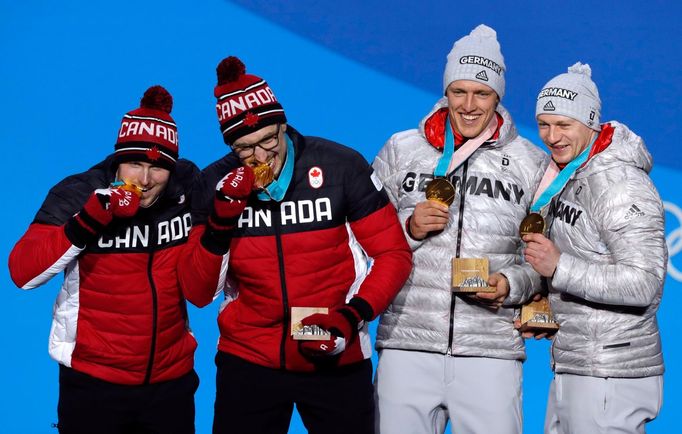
[
  {"xmin": 624, "ymin": 204, "xmax": 645, "ymax": 220},
  {"xmin": 543, "ymin": 101, "xmax": 556, "ymax": 111},
  {"xmin": 475, "ymin": 70, "xmax": 489, "ymax": 81}
]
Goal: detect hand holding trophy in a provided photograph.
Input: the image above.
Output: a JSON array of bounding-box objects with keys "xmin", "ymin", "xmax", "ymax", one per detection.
[{"xmin": 518, "ymin": 213, "xmax": 559, "ymax": 334}]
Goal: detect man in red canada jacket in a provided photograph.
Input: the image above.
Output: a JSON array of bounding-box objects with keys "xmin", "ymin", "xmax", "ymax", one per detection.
[
  {"xmin": 178, "ymin": 56, "xmax": 412, "ymax": 434},
  {"xmin": 9, "ymin": 86, "xmax": 199, "ymax": 434}
]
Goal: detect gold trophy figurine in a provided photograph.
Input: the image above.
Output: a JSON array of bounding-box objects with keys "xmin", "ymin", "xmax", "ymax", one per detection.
[
  {"xmin": 519, "ymin": 297, "xmax": 559, "ymax": 333},
  {"xmin": 290, "ymin": 307, "xmax": 331, "ymax": 341},
  {"xmin": 451, "ymin": 257, "xmax": 496, "ymax": 293}
]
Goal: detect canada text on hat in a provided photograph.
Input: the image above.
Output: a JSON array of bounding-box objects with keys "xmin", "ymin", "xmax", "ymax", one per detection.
[
  {"xmin": 114, "ymin": 85, "xmax": 179, "ymax": 170},
  {"xmin": 214, "ymin": 56, "xmax": 287, "ymax": 146},
  {"xmin": 443, "ymin": 24, "xmax": 506, "ymax": 98},
  {"xmin": 535, "ymin": 62, "xmax": 602, "ymax": 131}
]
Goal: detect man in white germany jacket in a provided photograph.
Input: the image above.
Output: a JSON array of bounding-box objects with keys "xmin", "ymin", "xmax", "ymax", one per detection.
[
  {"xmin": 372, "ymin": 24, "xmax": 548, "ymax": 434},
  {"xmin": 524, "ymin": 63, "xmax": 666, "ymax": 434}
]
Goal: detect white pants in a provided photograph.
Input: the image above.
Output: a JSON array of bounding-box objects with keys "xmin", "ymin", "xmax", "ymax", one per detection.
[
  {"xmin": 545, "ymin": 373, "xmax": 663, "ymax": 434},
  {"xmin": 375, "ymin": 349, "xmax": 522, "ymax": 434}
]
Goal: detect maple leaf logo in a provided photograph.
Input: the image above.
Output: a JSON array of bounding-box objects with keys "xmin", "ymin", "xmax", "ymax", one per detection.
[
  {"xmin": 308, "ymin": 166, "xmax": 324, "ymax": 189},
  {"xmin": 244, "ymin": 112, "xmax": 259, "ymax": 127},
  {"xmin": 146, "ymin": 146, "xmax": 161, "ymax": 160}
]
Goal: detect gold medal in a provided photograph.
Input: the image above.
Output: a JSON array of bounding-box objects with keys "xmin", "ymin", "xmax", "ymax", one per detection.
[
  {"xmin": 253, "ymin": 163, "xmax": 274, "ymax": 188},
  {"xmin": 117, "ymin": 180, "xmax": 143, "ymax": 197},
  {"xmin": 519, "ymin": 212, "xmax": 546, "ymax": 236},
  {"xmin": 425, "ymin": 178, "xmax": 456, "ymax": 206}
]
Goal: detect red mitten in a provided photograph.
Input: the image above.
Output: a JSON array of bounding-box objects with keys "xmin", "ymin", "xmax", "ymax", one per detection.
[
  {"xmin": 109, "ymin": 187, "xmax": 140, "ymax": 218},
  {"xmin": 300, "ymin": 335, "xmax": 346, "ymax": 357},
  {"xmin": 299, "ymin": 305, "xmax": 364, "ymax": 357},
  {"xmin": 209, "ymin": 166, "xmax": 255, "ymax": 231},
  {"xmin": 66, "ymin": 187, "xmax": 140, "ymax": 247}
]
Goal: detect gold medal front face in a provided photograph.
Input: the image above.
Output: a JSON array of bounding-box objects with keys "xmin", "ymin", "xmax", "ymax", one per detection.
[
  {"xmin": 425, "ymin": 178, "xmax": 456, "ymax": 206},
  {"xmin": 118, "ymin": 181, "xmax": 143, "ymax": 197},
  {"xmin": 519, "ymin": 212, "xmax": 546, "ymax": 236},
  {"xmin": 253, "ymin": 163, "xmax": 274, "ymax": 188}
]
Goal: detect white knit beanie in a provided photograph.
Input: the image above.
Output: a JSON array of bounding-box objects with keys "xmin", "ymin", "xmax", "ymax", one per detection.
[
  {"xmin": 536, "ymin": 62, "xmax": 601, "ymax": 131},
  {"xmin": 443, "ymin": 24, "xmax": 506, "ymax": 98}
]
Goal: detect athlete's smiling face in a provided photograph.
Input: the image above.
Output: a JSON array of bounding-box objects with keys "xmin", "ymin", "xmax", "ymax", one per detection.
[
  {"xmin": 446, "ymin": 80, "xmax": 499, "ymax": 139},
  {"xmin": 116, "ymin": 162, "xmax": 170, "ymax": 208},
  {"xmin": 537, "ymin": 114, "xmax": 597, "ymax": 165},
  {"xmin": 231, "ymin": 123, "xmax": 288, "ymax": 178}
]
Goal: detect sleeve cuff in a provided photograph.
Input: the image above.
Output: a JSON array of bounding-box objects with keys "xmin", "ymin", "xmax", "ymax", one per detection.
[
  {"xmin": 64, "ymin": 216, "xmax": 98, "ymax": 248},
  {"xmin": 347, "ymin": 296, "xmax": 375, "ymax": 322},
  {"xmin": 550, "ymin": 253, "xmax": 569, "ymax": 291},
  {"xmin": 404, "ymin": 216, "xmax": 426, "ymax": 251},
  {"xmin": 200, "ymin": 227, "xmax": 232, "ymax": 256}
]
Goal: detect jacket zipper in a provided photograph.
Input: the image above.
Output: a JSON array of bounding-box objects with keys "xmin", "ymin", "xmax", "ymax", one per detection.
[
  {"xmin": 272, "ymin": 202, "xmax": 290, "ymax": 369},
  {"xmin": 143, "ymin": 245, "xmax": 158, "ymax": 385},
  {"xmin": 447, "ymin": 160, "xmax": 469, "ymax": 355}
]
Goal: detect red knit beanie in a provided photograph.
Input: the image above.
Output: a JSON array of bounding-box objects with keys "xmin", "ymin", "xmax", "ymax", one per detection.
[
  {"xmin": 114, "ymin": 85, "xmax": 178, "ymax": 170},
  {"xmin": 214, "ymin": 56, "xmax": 287, "ymax": 146}
]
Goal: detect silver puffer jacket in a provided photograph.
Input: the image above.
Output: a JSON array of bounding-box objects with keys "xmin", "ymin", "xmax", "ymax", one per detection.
[
  {"xmin": 373, "ymin": 98, "xmax": 549, "ymax": 360},
  {"xmin": 547, "ymin": 121, "xmax": 666, "ymax": 378}
]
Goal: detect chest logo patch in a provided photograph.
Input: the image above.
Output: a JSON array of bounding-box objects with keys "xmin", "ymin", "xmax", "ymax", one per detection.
[{"xmin": 308, "ymin": 166, "xmax": 324, "ymax": 189}]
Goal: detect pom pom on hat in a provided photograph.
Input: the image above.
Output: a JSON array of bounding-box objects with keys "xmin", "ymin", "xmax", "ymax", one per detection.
[
  {"xmin": 469, "ymin": 24, "xmax": 498, "ymax": 41},
  {"xmin": 213, "ymin": 56, "xmax": 287, "ymax": 146},
  {"xmin": 568, "ymin": 62, "xmax": 592, "ymax": 77},
  {"xmin": 217, "ymin": 56, "xmax": 247, "ymax": 85},
  {"xmin": 536, "ymin": 62, "xmax": 602, "ymax": 131},
  {"xmin": 140, "ymin": 85, "xmax": 173, "ymax": 113},
  {"xmin": 114, "ymin": 85, "xmax": 179, "ymax": 170}
]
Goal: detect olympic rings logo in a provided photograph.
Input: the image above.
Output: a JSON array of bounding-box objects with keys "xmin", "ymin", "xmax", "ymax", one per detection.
[{"xmin": 664, "ymin": 201, "xmax": 682, "ymax": 282}]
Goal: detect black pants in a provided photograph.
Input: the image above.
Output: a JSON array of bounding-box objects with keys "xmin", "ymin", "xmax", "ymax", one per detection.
[
  {"xmin": 57, "ymin": 365, "xmax": 199, "ymax": 434},
  {"xmin": 213, "ymin": 352, "xmax": 375, "ymax": 434}
]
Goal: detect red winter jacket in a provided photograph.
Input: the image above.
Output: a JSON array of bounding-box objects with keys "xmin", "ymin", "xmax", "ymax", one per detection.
[
  {"xmin": 9, "ymin": 156, "xmax": 198, "ymax": 385},
  {"xmin": 180, "ymin": 126, "xmax": 412, "ymax": 371}
]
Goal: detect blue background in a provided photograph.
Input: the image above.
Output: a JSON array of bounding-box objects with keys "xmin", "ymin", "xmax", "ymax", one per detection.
[{"xmin": 2, "ymin": 1, "xmax": 681, "ymax": 432}]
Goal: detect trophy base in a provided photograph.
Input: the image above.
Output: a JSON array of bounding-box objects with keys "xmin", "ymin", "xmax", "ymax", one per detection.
[
  {"xmin": 293, "ymin": 331, "xmax": 331, "ymax": 341},
  {"xmin": 518, "ymin": 321, "xmax": 559, "ymax": 333},
  {"xmin": 452, "ymin": 286, "xmax": 496, "ymax": 293}
]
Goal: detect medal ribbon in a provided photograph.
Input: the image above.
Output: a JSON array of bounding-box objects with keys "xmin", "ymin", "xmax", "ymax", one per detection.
[
  {"xmin": 530, "ymin": 134, "xmax": 597, "ymax": 213},
  {"xmin": 257, "ymin": 133, "xmax": 295, "ymax": 202},
  {"xmin": 433, "ymin": 114, "xmax": 499, "ymax": 178}
]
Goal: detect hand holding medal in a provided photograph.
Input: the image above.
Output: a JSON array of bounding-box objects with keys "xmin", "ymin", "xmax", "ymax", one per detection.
[
  {"xmin": 408, "ymin": 177, "xmax": 455, "ymax": 240},
  {"xmin": 517, "ymin": 153, "xmax": 582, "ymax": 333},
  {"xmin": 519, "ymin": 212, "xmax": 546, "ymax": 237},
  {"xmin": 111, "ymin": 180, "xmax": 143, "ymax": 197},
  {"xmin": 409, "ymin": 199, "xmax": 450, "ymax": 240},
  {"xmin": 522, "ymin": 133, "xmax": 597, "ymax": 274},
  {"xmin": 519, "ymin": 218, "xmax": 560, "ymax": 333},
  {"xmin": 425, "ymin": 178, "xmax": 456, "ymax": 207},
  {"xmin": 109, "ymin": 180, "xmax": 142, "ymax": 218}
]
